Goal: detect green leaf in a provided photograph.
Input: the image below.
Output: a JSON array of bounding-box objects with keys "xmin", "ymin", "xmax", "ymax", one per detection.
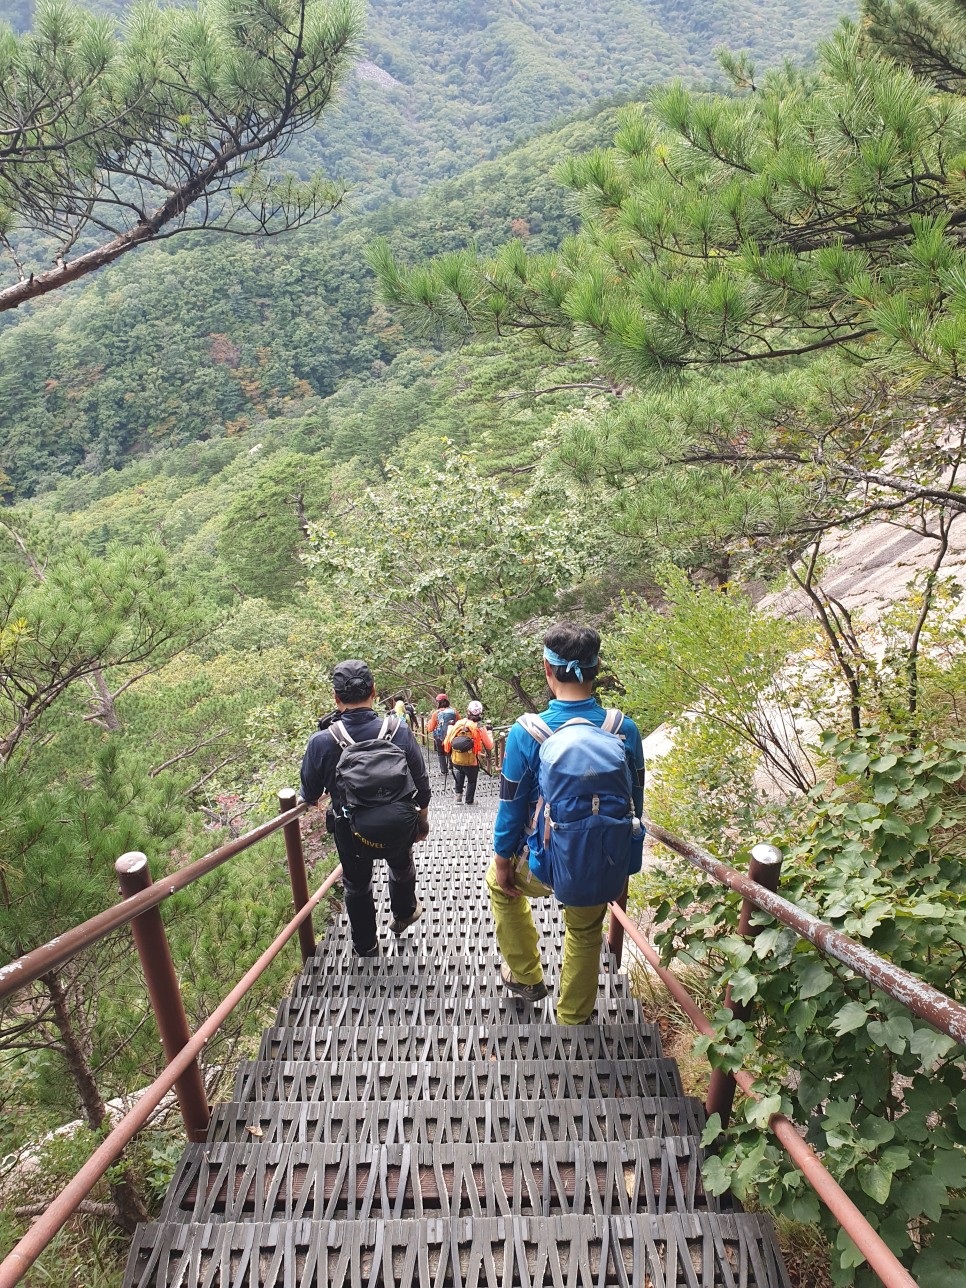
[
  {"xmin": 931, "ymin": 759, "xmax": 964, "ymax": 783},
  {"xmin": 867, "ymin": 1016, "xmax": 914, "ymax": 1054},
  {"xmin": 797, "ymin": 958, "xmax": 835, "ymax": 999},
  {"xmin": 728, "ymin": 964, "xmax": 758, "ymax": 1004},
  {"xmin": 747, "ymin": 1093, "xmax": 782, "ymax": 1128},
  {"xmin": 836, "ymin": 1229, "xmax": 865, "ymax": 1270},
  {"xmin": 933, "ymin": 1149, "xmax": 966, "ymax": 1187},
  {"xmin": 903, "ymin": 1173, "xmax": 948, "ymax": 1221},
  {"xmin": 859, "ymin": 1162, "xmax": 893, "ymax": 1203},
  {"xmin": 831, "ymin": 1000, "xmax": 872, "ymax": 1035},
  {"xmin": 910, "ymin": 1029, "xmax": 958, "ymax": 1067},
  {"xmin": 700, "ymin": 1114, "xmax": 723, "ymax": 1147},
  {"xmin": 700, "ymin": 1154, "xmax": 733, "ymax": 1196}
]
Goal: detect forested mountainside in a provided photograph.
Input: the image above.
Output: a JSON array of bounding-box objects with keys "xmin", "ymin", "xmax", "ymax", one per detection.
[
  {"xmin": 0, "ymin": 0, "xmax": 851, "ymax": 214},
  {"xmin": 0, "ymin": 0, "xmax": 854, "ymax": 498},
  {"xmin": 3, "ymin": 2, "xmax": 966, "ymax": 1286},
  {"xmin": 0, "ymin": 109, "xmax": 615, "ymax": 496}
]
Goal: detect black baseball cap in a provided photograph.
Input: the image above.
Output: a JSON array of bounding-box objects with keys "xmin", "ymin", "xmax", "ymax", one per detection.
[{"xmin": 332, "ymin": 659, "xmax": 375, "ymax": 701}]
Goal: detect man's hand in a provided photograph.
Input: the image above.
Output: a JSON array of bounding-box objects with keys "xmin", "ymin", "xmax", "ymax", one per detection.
[
  {"xmin": 415, "ymin": 808, "xmax": 430, "ymax": 840},
  {"xmin": 494, "ymin": 854, "xmax": 522, "ymax": 898}
]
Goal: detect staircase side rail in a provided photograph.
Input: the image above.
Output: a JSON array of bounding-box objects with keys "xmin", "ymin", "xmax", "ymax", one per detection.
[
  {"xmin": 642, "ymin": 818, "xmax": 966, "ymax": 1047},
  {"xmin": 0, "ymin": 800, "xmax": 309, "ymax": 1004},
  {"xmin": 0, "ymin": 861, "xmax": 343, "ymax": 1288},
  {"xmin": 607, "ymin": 899, "xmax": 919, "ymax": 1288}
]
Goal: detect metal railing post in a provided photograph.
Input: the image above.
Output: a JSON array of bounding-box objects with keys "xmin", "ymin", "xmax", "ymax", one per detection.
[
  {"xmin": 278, "ymin": 789, "xmax": 316, "ymax": 963},
  {"xmin": 705, "ymin": 842, "xmax": 784, "ymax": 1129},
  {"xmin": 114, "ymin": 853, "xmax": 209, "ymax": 1142},
  {"xmin": 607, "ymin": 879, "xmax": 629, "ymax": 967}
]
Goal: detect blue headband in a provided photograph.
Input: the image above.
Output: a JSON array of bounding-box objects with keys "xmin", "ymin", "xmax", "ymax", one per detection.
[{"xmin": 544, "ymin": 646, "xmax": 598, "ymax": 684}]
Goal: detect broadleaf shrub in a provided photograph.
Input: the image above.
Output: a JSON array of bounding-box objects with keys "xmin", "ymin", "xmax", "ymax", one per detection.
[{"xmin": 646, "ymin": 730, "xmax": 966, "ymax": 1286}]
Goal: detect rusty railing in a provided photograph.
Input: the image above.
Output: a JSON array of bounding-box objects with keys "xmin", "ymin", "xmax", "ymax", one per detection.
[
  {"xmin": 605, "ymin": 818, "xmax": 966, "ymax": 1288},
  {"xmin": 0, "ymin": 790, "xmax": 336, "ymax": 1288}
]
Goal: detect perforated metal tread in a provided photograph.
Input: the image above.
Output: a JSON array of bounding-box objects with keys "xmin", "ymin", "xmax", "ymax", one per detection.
[
  {"xmin": 206, "ymin": 1096, "xmax": 707, "ymax": 1147},
  {"xmin": 257, "ymin": 1022, "xmax": 662, "ymax": 1063},
  {"xmin": 304, "ymin": 942, "xmax": 568, "ymax": 973},
  {"xmin": 124, "ymin": 751, "xmax": 790, "ymax": 1288},
  {"xmin": 275, "ymin": 992, "xmax": 645, "ymax": 1030},
  {"xmin": 287, "ymin": 966, "xmax": 633, "ymax": 1001},
  {"xmin": 125, "ymin": 1213, "xmax": 791, "ymax": 1288},
  {"xmin": 161, "ymin": 1137, "xmax": 725, "ymax": 1222},
  {"xmin": 233, "ymin": 1058, "xmax": 686, "ymax": 1105}
]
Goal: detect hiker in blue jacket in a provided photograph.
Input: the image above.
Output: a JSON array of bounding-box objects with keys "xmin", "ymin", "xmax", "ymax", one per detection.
[{"xmin": 488, "ymin": 623, "xmax": 645, "ymax": 1024}]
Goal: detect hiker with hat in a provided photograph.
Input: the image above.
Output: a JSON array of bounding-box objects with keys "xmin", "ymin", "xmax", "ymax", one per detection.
[
  {"xmin": 300, "ymin": 659, "xmax": 431, "ymax": 956},
  {"xmin": 487, "ymin": 623, "xmax": 646, "ymax": 1023},
  {"xmin": 443, "ymin": 699, "xmax": 494, "ymax": 806},
  {"xmin": 426, "ymin": 692, "xmax": 459, "ymax": 780}
]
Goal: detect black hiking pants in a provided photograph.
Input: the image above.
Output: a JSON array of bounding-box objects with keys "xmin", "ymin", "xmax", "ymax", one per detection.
[
  {"xmin": 434, "ymin": 745, "xmax": 451, "ymax": 778},
  {"xmin": 452, "ymin": 763, "xmax": 480, "ymax": 804},
  {"xmin": 333, "ymin": 817, "xmax": 417, "ymax": 954}
]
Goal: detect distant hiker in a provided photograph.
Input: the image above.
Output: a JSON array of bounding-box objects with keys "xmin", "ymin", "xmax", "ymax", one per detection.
[
  {"xmin": 444, "ymin": 700, "xmax": 494, "ymax": 806},
  {"xmin": 426, "ymin": 693, "xmax": 459, "ymax": 780},
  {"xmin": 404, "ymin": 699, "xmax": 418, "ymax": 732},
  {"xmin": 300, "ymin": 659, "xmax": 431, "ymax": 956},
  {"xmin": 393, "ymin": 697, "xmax": 407, "ymax": 722},
  {"xmin": 488, "ymin": 623, "xmax": 645, "ymax": 1024}
]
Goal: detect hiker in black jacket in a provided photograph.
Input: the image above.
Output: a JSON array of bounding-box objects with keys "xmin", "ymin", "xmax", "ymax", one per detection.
[{"xmin": 300, "ymin": 659, "xmax": 431, "ymax": 956}]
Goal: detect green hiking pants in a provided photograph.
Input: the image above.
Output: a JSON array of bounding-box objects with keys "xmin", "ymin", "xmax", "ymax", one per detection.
[{"xmin": 485, "ymin": 855, "xmax": 607, "ymax": 1026}]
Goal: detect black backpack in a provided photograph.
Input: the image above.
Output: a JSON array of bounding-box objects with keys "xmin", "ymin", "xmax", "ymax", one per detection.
[
  {"xmin": 433, "ymin": 707, "xmax": 457, "ymax": 748},
  {"xmin": 330, "ymin": 716, "xmax": 419, "ymax": 849}
]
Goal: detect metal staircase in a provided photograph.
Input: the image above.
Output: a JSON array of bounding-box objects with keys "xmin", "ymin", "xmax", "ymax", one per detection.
[{"xmin": 123, "ymin": 773, "xmax": 791, "ymax": 1287}]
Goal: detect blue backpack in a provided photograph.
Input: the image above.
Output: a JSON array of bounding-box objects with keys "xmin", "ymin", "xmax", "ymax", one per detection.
[
  {"xmin": 433, "ymin": 707, "xmax": 457, "ymax": 747},
  {"xmin": 518, "ymin": 709, "xmax": 643, "ymax": 907}
]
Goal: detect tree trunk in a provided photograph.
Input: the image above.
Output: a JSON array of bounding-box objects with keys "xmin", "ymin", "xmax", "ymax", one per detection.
[
  {"xmin": 85, "ymin": 670, "xmax": 122, "ymax": 731},
  {"xmin": 42, "ymin": 970, "xmax": 149, "ymax": 1230},
  {"xmin": 509, "ymin": 674, "xmax": 539, "ymax": 713}
]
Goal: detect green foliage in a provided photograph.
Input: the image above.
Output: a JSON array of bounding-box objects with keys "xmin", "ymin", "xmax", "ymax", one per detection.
[
  {"xmin": 374, "ymin": 9, "xmax": 966, "ymax": 554},
  {"xmin": 648, "ymin": 730, "xmax": 966, "ymax": 1285},
  {"xmin": 305, "ymin": 450, "xmax": 599, "ymax": 712},
  {"xmin": 610, "ymin": 571, "xmax": 816, "ymax": 794},
  {"xmin": 0, "ymin": 0, "xmax": 364, "ymax": 308},
  {"xmin": 0, "ymin": 534, "xmax": 199, "ymax": 760},
  {"xmin": 0, "ymin": 109, "xmax": 615, "ymax": 498}
]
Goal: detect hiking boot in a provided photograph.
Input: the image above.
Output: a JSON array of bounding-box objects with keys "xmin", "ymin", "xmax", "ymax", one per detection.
[
  {"xmin": 500, "ymin": 963, "xmax": 548, "ymax": 1002},
  {"xmin": 355, "ymin": 943, "xmax": 380, "ymax": 958},
  {"xmin": 389, "ymin": 899, "xmax": 424, "ymax": 936},
  {"xmin": 454, "ymin": 795, "xmax": 463, "ymax": 805}
]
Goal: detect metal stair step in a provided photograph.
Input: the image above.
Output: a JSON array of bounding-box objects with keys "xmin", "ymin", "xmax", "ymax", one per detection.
[
  {"xmin": 124, "ymin": 1212, "xmax": 791, "ymax": 1287},
  {"xmin": 160, "ymin": 1137, "xmax": 724, "ymax": 1223},
  {"xmin": 306, "ymin": 937, "xmax": 571, "ymax": 968},
  {"xmin": 233, "ymin": 1058, "xmax": 685, "ymax": 1104},
  {"xmin": 257, "ymin": 1021, "xmax": 662, "ymax": 1063},
  {"xmin": 287, "ymin": 968, "xmax": 633, "ymax": 1001},
  {"xmin": 205, "ymin": 1095, "xmax": 706, "ymax": 1147},
  {"xmin": 311, "ymin": 910, "xmax": 564, "ymax": 950},
  {"xmin": 274, "ymin": 991, "xmax": 644, "ymax": 1029}
]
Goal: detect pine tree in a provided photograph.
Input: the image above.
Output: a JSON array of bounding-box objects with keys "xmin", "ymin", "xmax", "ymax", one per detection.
[
  {"xmin": 370, "ymin": 7, "xmax": 966, "ymax": 555},
  {"xmin": 0, "ymin": 0, "xmax": 363, "ymax": 311}
]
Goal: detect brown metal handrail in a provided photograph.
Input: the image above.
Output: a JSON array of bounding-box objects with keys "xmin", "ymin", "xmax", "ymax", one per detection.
[
  {"xmin": 640, "ymin": 818, "xmax": 966, "ymax": 1046},
  {"xmin": 0, "ymin": 799, "xmax": 309, "ymax": 1003},
  {"xmin": 0, "ymin": 861, "xmax": 343, "ymax": 1288},
  {"xmin": 606, "ymin": 900, "xmax": 919, "ymax": 1288}
]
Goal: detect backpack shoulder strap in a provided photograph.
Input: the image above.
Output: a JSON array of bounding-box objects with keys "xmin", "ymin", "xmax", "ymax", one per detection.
[
  {"xmin": 517, "ymin": 713, "xmax": 553, "ymax": 744},
  {"xmin": 379, "ymin": 716, "xmax": 400, "ymax": 741},
  {"xmin": 601, "ymin": 708, "xmax": 625, "ymax": 735},
  {"xmin": 330, "ymin": 720, "xmax": 354, "ymax": 749}
]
